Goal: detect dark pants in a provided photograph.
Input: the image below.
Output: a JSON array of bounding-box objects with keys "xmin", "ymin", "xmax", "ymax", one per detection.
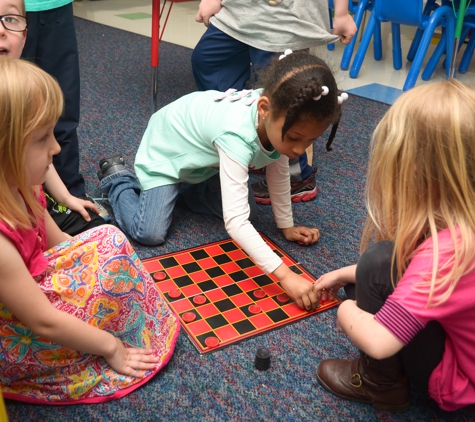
[
  {"xmin": 345, "ymin": 241, "xmax": 446, "ymax": 393},
  {"xmin": 191, "ymin": 24, "xmax": 313, "ymax": 181},
  {"xmin": 22, "ymin": 3, "xmax": 85, "ymax": 196}
]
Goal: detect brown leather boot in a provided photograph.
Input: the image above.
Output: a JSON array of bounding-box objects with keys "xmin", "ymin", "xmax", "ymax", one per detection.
[{"xmin": 316, "ymin": 353, "xmax": 410, "ymax": 412}]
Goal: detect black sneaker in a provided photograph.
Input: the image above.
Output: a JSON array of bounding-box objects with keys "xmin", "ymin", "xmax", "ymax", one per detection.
[
  {"xmin": 80, "ymin": 193, "xmax": 110, "ymax": 222},
  {"xmin": 97, "ymin": 155, "xmax": 125, "ymax": 181}
]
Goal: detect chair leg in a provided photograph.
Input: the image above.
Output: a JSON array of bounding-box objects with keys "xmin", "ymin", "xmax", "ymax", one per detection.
[
  {"xmin": 459, "ymin": 30, "xmax": 475, "ymax": 73},
  {"xmin": 392, "ymin": 23, "xmax": 402, "ymax": 69},
  {"xmin": 407, "ymin": 0, "xmax": 439, "ymax": 62},
  {"xmin": 350, "ymin": 13, "xmax": 377, "ymax": 78},
  {"xmin": 328, "ymin": 6, "xmax": 335, "ymax": 51},
  {"xmin": 422, "ymin": 30, "xmax": 447, "ymax": 80},
  {"xmin": 340, "ymin": 0, "xmax": 372, "ymax": 70}
]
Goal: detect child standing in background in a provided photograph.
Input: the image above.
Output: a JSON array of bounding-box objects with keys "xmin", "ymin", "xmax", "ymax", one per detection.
[
  {"xmin": 193, "ymin": 0, "xmax": 356, "ymax": 204},
  {"xmin": 314, "ymin": 80, "xmax": 475, "ymax": 412},
  {"xmin": 0, "ymin": 57, "xmax": 179, "ymax": 404},
  {"xmin": 0, "ymin": 0, "xmax": 107, "ymax": 235},
  {"xmin": 99, "ymin": 52, "xmax": 347, "ymax": 311}
]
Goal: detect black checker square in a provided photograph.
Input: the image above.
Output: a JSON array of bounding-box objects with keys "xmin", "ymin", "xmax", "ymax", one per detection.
[
  {"xmin": 215, "ymin": 298, "xmax": 236, "ymax": 313},
  {"xmin": 174, "ymin": 275, "xmax": 194, "ymax": 288},
  {"xmin": 213, "ymin": 253, "xmax": 232, "ymax": 265},
  {"xmin": 233, "ymin": 319, "xmax": 256, "ymax": 335},
  {"xmin": 222, "ymin": 283, "xmax": 243, "ymax": 297},
  {"xmin": 236, "ymin": 258, "xmax": 254, "ymax": 269},
  {"xmin": 253, "ymin": 274, "xmax": 274, "ymax": 287},
  {"xmin": 267, "ymin": 308, "xmax": 289, "ymax": 323},
  {"xmin": 191, "ymin": 249, "xmax": 209, "ymax": 260},
  {"xmin": 196, "ymin": 332, "xmax": 216, "ymax": 348},
  {"xmin": 220, "ymin": 241, "xmax": 238, "ymax": 252},
  {"xmin": 198, "ymin": 279, "xmax": 218, "ymax": 292},
  {"xmin": 159, "ymin": 257, "xmax": 179, "ymax": 268},
  {"xmin": 272, "ymin": 249, "xmax": 284, "ymax": 258},
  {"xmin": 183, "ymin": 262, "xmax": 202, "ymax": 273},
  {"xmin": 289, "ymin": 265, "xmax": 303, "ymax": 275},
  {"xmin": 205, "ymin": 266, "xmax": 225, "ymax": 278},
  {"xmin": 206, "ymin": 314, "xmax": 228, "ymax": 329},
  {"xmin": 229, "ymin": 270, "xmax": 248, "ymax": 282}
]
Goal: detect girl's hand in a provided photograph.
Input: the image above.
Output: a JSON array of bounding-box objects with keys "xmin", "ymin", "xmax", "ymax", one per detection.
[
  {"xmin": 104, "ymin": 338, "xmax": 160, "ymax": 378},
  {"xmin": 195, "ymin": 0, "xmax": 222, "ymax": 27},
  {"xmin": 314, "ymin": 271, "xmax": 348, "ymax": 303},
  {"xmin": 274, "ymin": 264, "xmax": 318, "ymax": 310},
  {"xmin": 62, "ymin": 196, "xmax": 99, "ymax": 222},
  {"xmin": 333, "ymin": 13, "xmax": 357, "ymax": 45},
  {"xmin": 282, "ymin": 226, "xmax": 320, "ymax": 245}
]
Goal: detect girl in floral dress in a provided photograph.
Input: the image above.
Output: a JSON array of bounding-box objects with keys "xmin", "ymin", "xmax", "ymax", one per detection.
[{"xmin": 0, "ymin": 57, "xmax": 179, "ymax": 404}]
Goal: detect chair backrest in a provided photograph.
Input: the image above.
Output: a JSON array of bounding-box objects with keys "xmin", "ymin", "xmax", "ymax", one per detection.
[{"xmin": 374, "ymin": 0, "xmax": 425, "ymax": 27}]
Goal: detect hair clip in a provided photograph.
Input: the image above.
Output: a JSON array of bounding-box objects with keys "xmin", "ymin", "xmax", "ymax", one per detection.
[
  {"xmin": 337, "ymin": 92, "xmax": 349, "ymax": 105},
  {"xmin": 313, "ymin": 86, "xmax": 329, "ymax": 101},
  {"xmin": 279, "ymin": 49, "xmax": 293, "ymax": 60}
]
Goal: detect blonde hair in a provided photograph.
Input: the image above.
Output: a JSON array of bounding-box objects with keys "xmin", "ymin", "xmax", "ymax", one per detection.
[
  {"xmin": 361, "ymin": 79, "xmax": 475, "ymax": 306},
  {"xmin": 0, "ymin": 57, "xmax": 63, "ymax": 229}
]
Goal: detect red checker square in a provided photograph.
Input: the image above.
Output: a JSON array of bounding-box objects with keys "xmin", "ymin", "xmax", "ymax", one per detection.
[
  {"xmin": 206, "ymin": 245, "xmax": 225, "ymax": 257},
  {"xmin": 230, "ymin": 292, "xmax": 253, "ymax": 307},
  {"xmin": 142, "ymin": 260, "xmax": 163, "ymax": 273},
  {"xmin": 166, "ymin": 266, "xmax": 187, "ymax": 278},
  {"xmin": 221, "ymin": 262, "xmax": 241, "ymax": 273},
  {"xmin": 197, "ymin": 257, "xmax": 217, "ymax": 270},
  {"xmin": 213, "ymin": 274, "xmax": 234, "ymax": 288},
  {"xmin": 249, "ymin": 313, "xmax": 274, "ymax": 329},
  {"xmin": 222, "ymin": 308, "xmax": 246, "ymax": 323},
  {"xmin": 236, "ymin": 279, "xmax": 259, "ymax": 292},
  {"xmin": 187, "ymin": 319, "xmax": 212, "ymax": 336},
  {"xmin": 282, "ymin": 256, "xmax": 295, "ymax": 266},
  {"xmin": 258, "ymin": 297, "xmax": 279, "ymax": 312},
  {"xmin": 169, "ymin": 298, "xmax": 193, "ymax": 313},
  {"xmin": 205, "ymin": 289, "xmax": 228, "ymax": 302},
  {"xmin": 228, "ymin": 250, "xmax": 247, "ymax": 261},
  {"xmin": 180, "ymin": 284, "xmax": 202, "ymax": 297},
  {"xmin": 190, "ymin": 270, "xmax": 210, "ymax": 283},
  {"xmin": 155, "ymin": 279, "xmax": 177, "ymax": 293},
  {"xmin": 244, "ymin": 266, "xmax": 264, "ymax": 278},
  {"xmin": 263, "ymin": 283, "xmax": 284, "ymax": 297},
  {"xmin": 197, "ymin": 303, "xmax": 220, "ymax": 318},
  {"xmin": 174, "ymin": 253, "xmax": 195, "ymax": 265},
  {"xmin": 214, "ymin": 325, "xmax": 239, "ymax": 342},
  {"xmin": 283, "ymin": 302, "xmax": 307, "ymax": 317}
]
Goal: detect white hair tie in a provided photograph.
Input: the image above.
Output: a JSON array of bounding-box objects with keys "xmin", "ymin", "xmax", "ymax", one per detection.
[
  {"xmin": 313, "ymin": 86, "xmax": 329, "ymax": 101},
  {"xmin": 337, "ymin": 92, "xmax": 349, "ymax": 105},
  {"xmin": 279, "ymin": 49, "xmax": 293, "ymax": 60}
]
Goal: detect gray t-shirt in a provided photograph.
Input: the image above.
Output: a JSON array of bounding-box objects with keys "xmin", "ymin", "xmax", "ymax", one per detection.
[{"xmin": 210, "ymin": 0, "xmax": 340, "ymax": 52}]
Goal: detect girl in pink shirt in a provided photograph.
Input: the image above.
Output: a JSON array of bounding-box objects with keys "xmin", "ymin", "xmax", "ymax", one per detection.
[
  {"xmin": 313, "ymin": 80, "xmax": 475, "ymax": 412},
  {"xmin": 0, "ymin": 58, "xmax": 179, "ymax": 404}
]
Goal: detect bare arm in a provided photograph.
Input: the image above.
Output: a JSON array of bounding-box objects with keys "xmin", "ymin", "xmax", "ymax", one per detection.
[
  {"xmin": 44, "ymin": 165, "xmax": 98, "ymax": 221},
  {"xmin": 195, "ymin": 0, "xmax": 222, "ymax": 27},
  {"xmin": 312, "ymin": 264, "xmax": 356, "ymax": 301},
  {"xmin": 0, "ymin": 232, "xmax": 159, "ymax": 377},
  {"xmin": 332, "ymin": 0, "xmax": 357, "ymax": 44},
  {"xmin": 44, "ymin": 208, "xmax": 71, "ymax": 248},
  {"xmin": 337, "ymin": 299, "xmax": 404, "ymax": 359}
]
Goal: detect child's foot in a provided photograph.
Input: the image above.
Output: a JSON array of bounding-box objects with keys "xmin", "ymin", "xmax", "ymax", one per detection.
[
  {"xmin": 97, "ymin": 155, "xmax": 125, "ymax": 181},
  {"xmin": 80, "ymin": 193, "xmax": 110, "ymax": 222},
  {"xmin": 252, "ymin": 168, "xmax": 317, "ymax": 205}
]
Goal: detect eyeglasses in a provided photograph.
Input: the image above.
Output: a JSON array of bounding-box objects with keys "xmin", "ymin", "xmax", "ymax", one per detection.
[{"xmin": 0, "ymin": 14, "xmax": 28, "ymax": 32}]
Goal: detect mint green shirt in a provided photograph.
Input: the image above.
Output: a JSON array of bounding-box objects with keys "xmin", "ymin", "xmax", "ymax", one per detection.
[
  {"xmin": 24, "ymin": 1, "xmax": 72, "ymax": 12},
  {"xmin": 135, "ymin": 89, "xmax": 281, "ymax": 190}
]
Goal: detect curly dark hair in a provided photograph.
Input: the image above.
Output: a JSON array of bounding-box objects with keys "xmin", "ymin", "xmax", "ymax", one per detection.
[{"xmin": 261, "ymin": 52, "xmax": 340, "ymax": 141}]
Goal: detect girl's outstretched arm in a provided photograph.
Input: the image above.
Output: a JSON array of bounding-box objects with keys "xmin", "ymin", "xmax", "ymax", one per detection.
[
  {"xmin": 313, "ymin": 265, "xmax": 356, "ymax": 302},
  {"xmin": 0, "ymin": 233, "xmax": 159, "ymax": 377},
  {"xmin": 338, "ymin": 299, "xmax": 404, "ymax": 359}
]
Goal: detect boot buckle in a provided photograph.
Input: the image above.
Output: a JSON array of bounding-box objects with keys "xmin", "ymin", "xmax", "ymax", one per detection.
[{"xmin": 350, "ymin": 373, "xmax": 362, "ymax": 388}]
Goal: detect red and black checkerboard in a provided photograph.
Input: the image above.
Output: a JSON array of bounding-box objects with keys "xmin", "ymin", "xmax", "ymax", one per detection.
[{"xmin": 142, "ymin": 233, "xmax": 340, "ymax": 354}]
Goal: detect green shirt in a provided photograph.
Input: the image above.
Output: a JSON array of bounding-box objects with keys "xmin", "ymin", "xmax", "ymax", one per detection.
[{"xmin": 135, "ymin": 89, "xmax": 281, "ymax": 190}]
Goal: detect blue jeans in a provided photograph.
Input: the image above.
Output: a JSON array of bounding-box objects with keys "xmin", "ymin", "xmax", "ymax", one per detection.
[{"xmin": 101, "ymin": 171, "xmax": 258, "ymax": 246}]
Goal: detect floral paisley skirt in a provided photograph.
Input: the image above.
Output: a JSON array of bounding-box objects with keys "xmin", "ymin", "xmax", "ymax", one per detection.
[{"xmin": 0, "ymin": 225, "xmax": 180, "ymax": 404}]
